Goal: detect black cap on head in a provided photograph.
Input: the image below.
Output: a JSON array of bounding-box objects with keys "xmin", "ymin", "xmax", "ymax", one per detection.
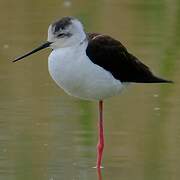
[{"xmin": 52, "ymin": 16, "xmax": 74, "ymax": 33}]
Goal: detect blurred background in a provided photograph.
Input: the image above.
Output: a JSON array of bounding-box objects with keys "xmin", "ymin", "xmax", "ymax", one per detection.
[{"xmin": 0, "ymin": 0, "xmax": 179, "ymax": 179}]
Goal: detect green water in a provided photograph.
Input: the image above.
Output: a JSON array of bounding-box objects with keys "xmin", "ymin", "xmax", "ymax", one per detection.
[{"xmin": 0, "ymin": 0, "xmax": 179, "ymax": 179}]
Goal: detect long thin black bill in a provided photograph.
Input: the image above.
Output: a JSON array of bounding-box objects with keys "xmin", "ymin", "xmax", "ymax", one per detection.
[{"xmin": 12, "ymin": 41, "xmax": 52, "ymax": 63}]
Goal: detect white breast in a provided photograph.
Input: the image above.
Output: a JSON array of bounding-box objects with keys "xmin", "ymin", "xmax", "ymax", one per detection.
[{"xmin": 48, "ymin": 43, "xmax": 126, "ymax": 100}]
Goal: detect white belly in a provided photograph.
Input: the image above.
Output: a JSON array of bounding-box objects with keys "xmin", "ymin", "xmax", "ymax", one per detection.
[{"xmin": 48, "ymin": 46, "xmax": 126, "ymax": 100}]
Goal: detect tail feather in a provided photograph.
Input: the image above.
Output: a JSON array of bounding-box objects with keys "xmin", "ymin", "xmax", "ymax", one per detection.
[{"xmin": 143, "ymin": 75, "xmax": 173, "ymax": 83}]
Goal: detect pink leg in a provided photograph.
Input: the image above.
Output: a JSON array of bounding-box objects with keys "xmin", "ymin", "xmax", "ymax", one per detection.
[{"xmin": 96, "ymin": 100, "xmax": 104, "ymax": 169}]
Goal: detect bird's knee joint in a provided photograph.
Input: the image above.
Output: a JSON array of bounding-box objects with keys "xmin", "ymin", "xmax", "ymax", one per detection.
[{"xmin": 97, "ymin": 143, "xmax": 104, "ymax": 151}]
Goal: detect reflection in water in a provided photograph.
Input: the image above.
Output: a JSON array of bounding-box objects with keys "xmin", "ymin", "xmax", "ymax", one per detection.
[{"xmin": 97, "ymin": 169, "xmax": 102, "ymax": 180}]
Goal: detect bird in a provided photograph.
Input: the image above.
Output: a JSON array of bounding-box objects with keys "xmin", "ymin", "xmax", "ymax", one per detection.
[{"xmin": 13, "ymin": 16, "xmax": 172, "ymax": 169}]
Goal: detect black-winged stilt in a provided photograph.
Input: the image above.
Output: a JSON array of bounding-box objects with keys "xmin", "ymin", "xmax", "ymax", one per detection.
[{"xmin": 13, "ymin": 16, "xmax": 172, "ymax": 169}]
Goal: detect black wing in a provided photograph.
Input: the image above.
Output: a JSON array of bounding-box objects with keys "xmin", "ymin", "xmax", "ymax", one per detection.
[{"xmin": 86, "ymin": 33, "xmax": 171, "ymax": 83}]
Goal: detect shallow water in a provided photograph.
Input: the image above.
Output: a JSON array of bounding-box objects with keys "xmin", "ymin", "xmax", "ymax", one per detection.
[{"xmin": 0, "ymin": 0, "xmax": 180, "ymax": 179}]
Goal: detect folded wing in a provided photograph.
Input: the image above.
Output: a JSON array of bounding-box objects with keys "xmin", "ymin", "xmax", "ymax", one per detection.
[{"xmin": 86, "ymin": 33, "xmax": 172, "ymax": 83}]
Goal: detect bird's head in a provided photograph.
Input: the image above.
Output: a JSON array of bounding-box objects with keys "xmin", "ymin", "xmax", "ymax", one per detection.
[
  {"xmin": 13, "ymin": 16, "xmax": 86, "ymax": 62},
  {"xmin": 48, "ymin": 17, "xmax": 86, "ymax": 48}
]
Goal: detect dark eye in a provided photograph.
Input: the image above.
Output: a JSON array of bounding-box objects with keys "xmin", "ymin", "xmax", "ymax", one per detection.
[{"xmin": 57, "ymin": 33, "xmax": 65, "ymax": 38}]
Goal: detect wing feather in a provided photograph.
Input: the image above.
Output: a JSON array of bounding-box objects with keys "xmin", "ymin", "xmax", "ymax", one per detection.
[{"xmin": 86, "ymin": 33, "xmax": 171, "ymax": 83}]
